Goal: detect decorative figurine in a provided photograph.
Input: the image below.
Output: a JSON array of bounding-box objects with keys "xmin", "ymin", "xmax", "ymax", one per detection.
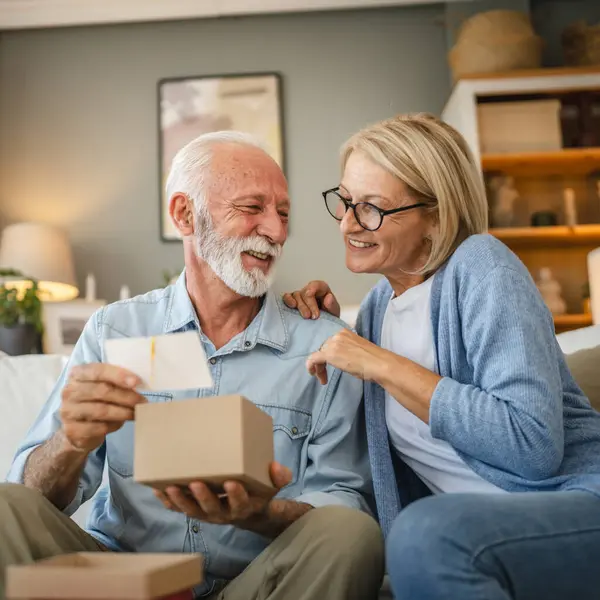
[
  {"xmin": 489, "ymin": 175, "xmax": 519, "ymax": 228},
  {"xmin": 536, "ymin": 268, "xmax": 567, "ymax": 316}
]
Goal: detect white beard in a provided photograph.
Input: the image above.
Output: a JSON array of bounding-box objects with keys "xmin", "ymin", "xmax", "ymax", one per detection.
[{"xmin": 193, "ymin": 208, "xmax": 282, "ymax": 298}]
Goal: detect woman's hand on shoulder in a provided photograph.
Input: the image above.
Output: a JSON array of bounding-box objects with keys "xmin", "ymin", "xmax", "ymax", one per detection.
[{"xmin": 282, "ymin": 281, "xmax": 341, "ymax": 320}]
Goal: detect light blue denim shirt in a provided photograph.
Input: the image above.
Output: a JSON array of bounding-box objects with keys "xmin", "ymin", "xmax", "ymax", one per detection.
[{"xmin": 7, "ymin": 273, "xmax": 372, "ymax": 597}]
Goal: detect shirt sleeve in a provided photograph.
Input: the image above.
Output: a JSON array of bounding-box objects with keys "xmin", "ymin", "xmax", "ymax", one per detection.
[
  {"xmin": 294, "ymin": 367, "xmax": 373, "ymax": 515},
  {"xmin": 6, "ymin": 309, "xmax": 107, "ymax": 516},
  {"xmin": 429, "ymin": 265, "xmax": 565, "ymax": 481}
]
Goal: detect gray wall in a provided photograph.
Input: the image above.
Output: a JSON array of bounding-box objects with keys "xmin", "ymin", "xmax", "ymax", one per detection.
[{"xmin": 0, "ymin": 6, "xmax": 450, "ymax": 306}]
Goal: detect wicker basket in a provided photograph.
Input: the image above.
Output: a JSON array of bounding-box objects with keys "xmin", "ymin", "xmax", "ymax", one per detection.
[
  {"xmin": 449, "ymin": 10, "xmax": 543, "ymax": 81},
  {"xmin": 562, "ymin": 20, "xmax": 600, "ymax": 66},
  {"xmin": 456, "ymin": 10, "xmax": 537, "ymax": 44}
]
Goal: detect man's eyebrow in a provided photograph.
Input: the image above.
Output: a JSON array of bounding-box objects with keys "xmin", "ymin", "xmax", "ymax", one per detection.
[
  {"xmin": 231, "ymin": 194, "xmax": 266, "ymax": 203},
  {"xmin": 230, "ymin": 194, "xmax": 290, "ymax": 209}
]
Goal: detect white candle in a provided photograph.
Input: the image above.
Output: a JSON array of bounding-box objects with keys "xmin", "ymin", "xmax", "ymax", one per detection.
[
  {"xmin": 587, "ymin": 248, "xmax": 600, "ymax": 325},
  {"xmin": 85, "ymin": 273, "xmax": 96, "ymax": 302},
  {"xmin": 564, "ymin": 188, "xmax": 577, "ymax": 227}
]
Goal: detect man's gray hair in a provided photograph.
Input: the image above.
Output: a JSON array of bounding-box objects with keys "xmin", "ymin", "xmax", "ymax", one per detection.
[{"xmin": 165, "ymin": 130, "xmax": 267, "ymax": 214}]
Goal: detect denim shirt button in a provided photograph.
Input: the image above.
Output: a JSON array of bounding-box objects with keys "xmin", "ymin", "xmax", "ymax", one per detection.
[
  {"xmin": 291, "ymin": 426, "xmax": 299, "ymax": 435},
  {"xmin": 244, "ymin": 341, "xmax": 251, "ymax": 348},
  {"xmin": 209, "ymin": 358, "xmax": 217, "ymax": 365},
  {"xmin": 192, "ymin": 524, "xmax": 199, "ymax": 534}
]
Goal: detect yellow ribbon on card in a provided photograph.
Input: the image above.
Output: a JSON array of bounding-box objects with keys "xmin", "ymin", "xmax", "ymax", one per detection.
[{"xmin": 150, "ymin": 336, "xmax": 156, "ymax": 387}]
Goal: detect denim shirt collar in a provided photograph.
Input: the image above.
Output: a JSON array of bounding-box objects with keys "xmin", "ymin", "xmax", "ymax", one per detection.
[{"xmin": 164, "ymin": 270, "xmax": 288, "ymax": 353}]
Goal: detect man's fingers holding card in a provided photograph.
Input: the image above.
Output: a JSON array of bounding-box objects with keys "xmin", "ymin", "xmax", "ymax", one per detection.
[
  {"xmin": 63, "ymin": 381, "xmax": 146, "ymax": 410},
  {"xmin": 70, "ymin": 363, "xmax": 142, "ymax": 390},
  {"xmin": 61, "ymin": 401, "xmax": 135, "ymax": 423},
  {"xmin": 60, "ymin": 366, "xmax": 148, "ymax": 454}
]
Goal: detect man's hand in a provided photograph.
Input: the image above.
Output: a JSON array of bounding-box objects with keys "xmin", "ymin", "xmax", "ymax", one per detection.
[
  {"xmin": 60, "ymin": 363, "xmax": 145, "ymax": 454},
  {"xmin": 154, "ymin": 462, "xmax": 309, "ymax": 537}
]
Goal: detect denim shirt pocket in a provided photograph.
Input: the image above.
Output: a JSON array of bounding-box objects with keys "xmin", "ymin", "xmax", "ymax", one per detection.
[
  {"xmin": 106, "ymin": 392, "xmax": 173, "ymax": 479},
  {"xmin": 255, "ymin": 404, "xmax": 311, "ymax": 484}
]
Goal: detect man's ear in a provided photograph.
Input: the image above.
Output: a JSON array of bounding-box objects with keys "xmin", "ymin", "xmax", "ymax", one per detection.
[{"xmin": 169, "ymin": 193, "xmax": 195, "ymax": 237}]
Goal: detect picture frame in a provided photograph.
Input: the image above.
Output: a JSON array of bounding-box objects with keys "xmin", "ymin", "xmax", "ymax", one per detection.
[
  {"xmin": 158, "ymin": 71, "xmax": 285, "ymax": 241},
  {"xmin": 42, "ymin": 300, "xmax": 106, "ymax": 356}
]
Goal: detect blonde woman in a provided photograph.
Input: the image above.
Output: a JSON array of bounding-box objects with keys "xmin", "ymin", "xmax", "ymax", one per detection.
[{"xmin": 284, "ymin": 114, "xmax": 600, "ymax": 599}]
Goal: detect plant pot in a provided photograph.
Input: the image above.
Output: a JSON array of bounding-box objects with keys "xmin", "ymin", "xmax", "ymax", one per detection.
[{"xmin": 0, "ymin": 323, "xmax": 40, "ymax": 356}]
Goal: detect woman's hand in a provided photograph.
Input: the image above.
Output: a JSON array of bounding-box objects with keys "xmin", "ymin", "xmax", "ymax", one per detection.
[
  {"xmin": 307, "ymin": 329, "xmax": 383, "ymax": 385},
  {"xmin": 283, "ymin": 281, "xmax": 341, "ymax": 320},
  {"xmin": 308, "ymin": 329, "xmax": 439, "ymax": 423}
]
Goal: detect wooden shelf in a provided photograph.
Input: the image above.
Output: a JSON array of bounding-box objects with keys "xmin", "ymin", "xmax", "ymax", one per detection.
[
  {"xmin": 460, "ymin": 66, "xmax": 600, "ymax": 82},
  {"xmin": 554, "ymin": 313, "xmax": 593, "ymax": 331},
  {"xmin": 554, "ymin": 313, "xmax": 592, "ymax": 327},
  {"xmin": 482, "ymin": 148, "xmax": 600, "ymax": 176},
  {"xmin": 490, "ymin": 224, "xmax": 600, "ymax": 247}
]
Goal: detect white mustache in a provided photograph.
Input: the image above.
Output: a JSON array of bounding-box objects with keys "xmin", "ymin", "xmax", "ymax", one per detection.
[{"xmin": 239, "ymin": 236, "xmax": 282, "ymax": 259}]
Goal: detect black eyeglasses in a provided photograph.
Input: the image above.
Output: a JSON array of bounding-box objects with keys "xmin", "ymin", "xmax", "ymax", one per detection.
[{"xmin": 322, "ymin": 187, "xmax": 427, "ymax": 231}]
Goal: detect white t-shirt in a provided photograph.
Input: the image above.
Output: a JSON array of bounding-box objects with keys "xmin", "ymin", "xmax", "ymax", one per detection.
[{"xmin": 381, "ymin": 277, "xmax": 505, "ymax": 495}]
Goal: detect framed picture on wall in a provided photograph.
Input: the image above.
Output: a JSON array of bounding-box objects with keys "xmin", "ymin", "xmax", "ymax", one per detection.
[
  {"xmin": 158, "ymin": 72, "xmax": 285, "ymax": 241},
  {"xmin": 42, "ymin": 300, "xmax": 106, "ymax": 356}
]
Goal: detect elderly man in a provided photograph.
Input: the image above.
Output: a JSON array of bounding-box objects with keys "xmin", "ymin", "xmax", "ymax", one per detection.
[{"xmin": 0, "ymin": 131, "xmax": 383, "ymax": 600}]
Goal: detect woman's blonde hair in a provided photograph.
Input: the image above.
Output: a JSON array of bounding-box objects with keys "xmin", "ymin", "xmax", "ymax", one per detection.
[{"xmin": 341, "ymin": 113, "xmax": 488, "ymax": 274}]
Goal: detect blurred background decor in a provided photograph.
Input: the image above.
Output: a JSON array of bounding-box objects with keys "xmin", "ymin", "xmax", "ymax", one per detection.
[
  {"xmin": 0, "ymin": 222, "xmax": 80, "ymax": 355},
  {"xmin": 159, "ymin": 72, "xmax": 284, "ymax": 241},
  {"xmin": 0, "ymin": 269, "xmax": 43, "ymax": 356},
  {"xmin": 42, "ymin": 299, "xmax": 105, "ymax": 356},
  {"xmin": 562, "ymin": 20, "xmax": 600, "ymax": 67},
  {"xmin": 536, "ymin": 267, "xmax": 567, "ymax": 316},
  {"xmin": 0, "ymin": 0, "xmax": 598, "ymax": 334},
  {"xmin": 0, "ymin": 223, "xmax": 78, "ymax": 302},
  {"xmin": 448, "ymin": 10, "xmax": 543, "ymax": 82}
]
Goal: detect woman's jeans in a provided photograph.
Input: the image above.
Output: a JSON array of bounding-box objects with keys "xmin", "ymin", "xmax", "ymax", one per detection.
[{"xmin": 386, "ymin": 490, "xmax": 600, "ymax": 600}]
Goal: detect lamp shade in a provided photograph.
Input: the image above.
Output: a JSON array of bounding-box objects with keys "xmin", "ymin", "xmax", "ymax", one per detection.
[{"xmin": 0, "ymin": 222, "xmax": 79, "ymax": 302}]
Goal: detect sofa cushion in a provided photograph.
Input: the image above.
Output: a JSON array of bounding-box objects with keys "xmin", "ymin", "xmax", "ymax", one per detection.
[
  {"xmin": 556, "ymin": 324, "xmax": 600, "ymax": 355},
  {"xmin": 564, "ymin": 345, "xmax": 600, "ymax": 412},
  {"xmin": 0, "ymin": 354, "xmax": 66, "ymax": 479}
]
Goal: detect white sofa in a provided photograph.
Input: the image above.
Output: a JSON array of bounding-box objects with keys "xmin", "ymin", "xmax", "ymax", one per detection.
[
  {"xmin": 1, "ymin": 325, "xmax": 600, "ymax": 598},
  {"xmin": 0, "ymin": 353, "xmax": 102, "ymax": 527}
]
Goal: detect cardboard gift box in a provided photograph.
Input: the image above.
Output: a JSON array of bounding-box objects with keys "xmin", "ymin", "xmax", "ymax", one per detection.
[
  {"xmin": 6, "ymin": 553, "xmax": 203, "ymax": 600},
  {"xmin": 134, "ymin": 395, "xmax": 276, "ymax": 498}
]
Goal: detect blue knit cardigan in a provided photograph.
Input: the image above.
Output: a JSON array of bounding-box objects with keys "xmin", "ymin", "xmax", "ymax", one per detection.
[{"xmin": 356, "ymin": 234, "xmax": 600, "ymax": 537}]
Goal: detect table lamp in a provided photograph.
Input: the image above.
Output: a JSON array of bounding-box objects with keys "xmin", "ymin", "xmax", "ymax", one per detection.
[{"xmin": 0, "ymin": 222, "xmax": 79, "ymax": 302}]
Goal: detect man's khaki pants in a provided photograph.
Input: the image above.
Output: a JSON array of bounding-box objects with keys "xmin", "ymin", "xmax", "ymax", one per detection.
[{"xmin": 0, "ymin": 484, "xmax": 384, "ymax": 600}]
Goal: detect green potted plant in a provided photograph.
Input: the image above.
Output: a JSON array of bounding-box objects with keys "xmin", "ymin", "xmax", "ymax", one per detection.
[{"xmin": 0, "ymin": 269, "xmax": 43, "ymax": 355}]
